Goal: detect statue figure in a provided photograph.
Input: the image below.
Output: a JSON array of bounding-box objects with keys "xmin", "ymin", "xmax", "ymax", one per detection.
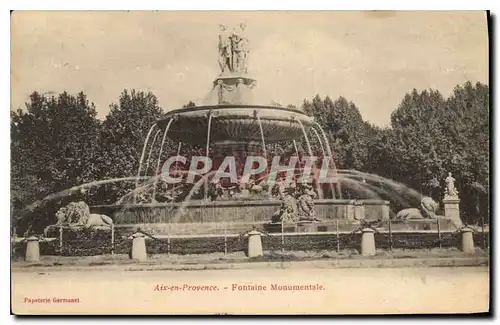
[
  {"xmin": 218, "ymin": 24, "xmax": 232, "ymax": 73},
  {"xmin": 297, "ymin": 184, "xmax": 319, "ymax": 221},
  {"xmin": 271, "ymin": 186, "xmax": 298, "ymax": 223},
  {"xmin": 229, "ymin": 23, "xmax": 249, "ymax": 73},
  {"xmin": 444, "ymin": 172, "xmax": 459, "ymax": 198}
]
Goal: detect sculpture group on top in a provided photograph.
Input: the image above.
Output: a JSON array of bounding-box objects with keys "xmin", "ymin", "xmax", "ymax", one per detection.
[{"xmin": 218, "ymin": 23, "xmax": 249, "ymax": 74}]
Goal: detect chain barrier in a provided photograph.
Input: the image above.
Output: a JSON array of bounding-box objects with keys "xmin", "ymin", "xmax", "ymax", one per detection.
[
  {"xmin": 387, "ymin": 224, "xmax": 466, "ymax": 249},
  {"xmin": 13, "ymin": 220, "xmax": 489, "ymax": 257}
]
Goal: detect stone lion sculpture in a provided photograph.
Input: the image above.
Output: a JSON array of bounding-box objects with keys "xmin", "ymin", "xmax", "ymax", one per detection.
[
  {"xmin": 394, "ymin": 196, "xmax": 442, "ymax": 220},
  {"xmin": 44, "ymin": 201, "xmax": 113, "ymax": 236}
]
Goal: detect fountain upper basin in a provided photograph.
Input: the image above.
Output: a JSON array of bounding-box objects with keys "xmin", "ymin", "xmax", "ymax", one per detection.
[{"xmin": 158, "ymin": 105, "xmax": 314, "ymax": 144}]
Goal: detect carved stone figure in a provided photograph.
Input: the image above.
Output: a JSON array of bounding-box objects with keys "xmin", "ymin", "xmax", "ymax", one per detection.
[
  {"xmin": 230, "ymin": 24, "xmax": 249, "ymax": 73},
  {"xmin": 297, "ymin": 184, "xmax": 318, "ymax": 221},
  {"xmin": 217, "ymin": 23, "xmax": 249, "ymax": 74},
  {"xmin": 444, "ymin": 172, "xmax": 459, "ymax": 198},
  {"xmin": 85, "ymin": 214, "xmax": 114, "ymax": 229},
  {"xmin": 44, "ymin": 201, "xmax": 113, "ymax": 236},
  {"xmin": 395, "ymin": 208, "xmax": 423, "ymax": 220},
  {"xmin": 420, "ymin": 196, "xmax": 439, "ymax": 218},
  {"xmin": 218, "ymin": 24, "xmax": 232, "ymax": 73},
  {"xmin": 394, "ymin": 196, "xmax": 440, "ymax": 221},
  {"xmin": 271, "ymin": 187, "xmax": 298, "ymax": 223},
  {"xmin": 55, "ymin": 201, "xmax": 90, "ymax": 226}
]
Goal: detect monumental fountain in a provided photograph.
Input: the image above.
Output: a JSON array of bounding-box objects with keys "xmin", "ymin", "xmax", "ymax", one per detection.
[{"xmin": 89, "ymin": 24, "xmax": 460, "ymax": 236}]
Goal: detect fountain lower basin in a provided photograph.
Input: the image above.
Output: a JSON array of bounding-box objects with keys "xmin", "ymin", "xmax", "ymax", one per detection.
[{"xmin": 91, "ymin": 199, "xmax": 388, "ymax": 235}]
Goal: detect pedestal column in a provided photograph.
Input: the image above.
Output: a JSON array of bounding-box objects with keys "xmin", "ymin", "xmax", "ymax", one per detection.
[
  {"xmin": 360, "ymin": 228, "xmax": 376, "ymax": 256},
  {"xmin": 130, "ymin": 233, "xmax": 147, "ymax": 262},
  {"xmin": 247, "ymin": 230, "xmax": 263, "ymax": 258},
  {"xmin": 461, "ymin": 227, "xmax": 475, "ymax": 253},
  {"xmin": 443, "ymin": 197, "xmax": 462, "ymax": 228},
  {"xmin": 25, "ymin": 236, "xmax": 40, "ymax": 263}
]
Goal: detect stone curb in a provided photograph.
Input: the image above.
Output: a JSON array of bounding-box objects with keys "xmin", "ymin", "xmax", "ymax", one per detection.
[{"xmin": 12, "ymin": 256, "xmax": 489, "ymax": 273}]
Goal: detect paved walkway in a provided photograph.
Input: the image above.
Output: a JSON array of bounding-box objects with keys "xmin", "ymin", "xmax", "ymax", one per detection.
[{"xmin": 12, "ymin": 266, "xmax": 489, "ymax": 314}]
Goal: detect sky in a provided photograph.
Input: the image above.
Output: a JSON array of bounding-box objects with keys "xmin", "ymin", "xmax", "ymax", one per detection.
[{"xmin": 11, "ymin": 11, "xmax": 489, "ymax": 126}]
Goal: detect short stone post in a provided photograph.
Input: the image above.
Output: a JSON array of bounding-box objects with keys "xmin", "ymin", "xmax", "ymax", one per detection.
[
  {"xmin": 25, "ymin": 236, "xmax": 40, "ymax": 263},
  {"xmin": 130, "ymin": 232, "xmax": 147, "ymax": 262},
  {"xmin": 247, "ymin": 229, "xmax": 263, "ymax": 258},
  {"xmin": 360, "ymin": 228, "xmax": 376, "ymax": 256},
  {"xmin": 461, "ymin": 227, "xmax": 475, "ymax": 254}
]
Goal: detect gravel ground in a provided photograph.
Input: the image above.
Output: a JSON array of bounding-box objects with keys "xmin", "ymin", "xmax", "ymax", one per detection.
[
  {"xmin": 11, "ymin": 247, "xmax": 489, "ymax": 268},
  {"xmin": 12, "ymin": 266, "xmax": 489, "ymax": 314}
]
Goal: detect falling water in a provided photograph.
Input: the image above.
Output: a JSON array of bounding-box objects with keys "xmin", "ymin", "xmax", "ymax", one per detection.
[
  {"xmin": 313, "ymin": 121, "xmax": 342, "ymax": 199},
  {"xmin": 172, "ymin": 170, "xmax": 219, "ymax": 222},
  {"xmin": 335, "ymin": 176, "xmax": 382, "ymax": 200},
  {"xmin": 206, "ymin": 114, "xmax": 213, "ymax": 155},
  {"xmin": 152, "ymin": 118, "xmax": 175, "ymax": 201},
  {"xmin": 144, "ymin": 129, "xmax": 161, "ymax": 175},
  {"xmin": 134, "ymin": 124, "xmax": 157, "ymax": 202},
  {"xmin": 256, "ymin": 113, "xmax": 267, "ymax": 159},
  {"xmin": 311, "ymin": 127, "xmax": 325, "ymax": 154},
  {"xmin": 296, "ymin": 118, "xmax": 323, "ymax": 199},
  {"xmin": 292, "ymin": 140, "xmax": 299, "ymax": 156},
  {"xmin": 338, "ymin": 169, "xmax": 423, "ymax": 202},
  {"xmin": 18, "ymin": 176, "xmax": 151, "ymax": 220}
]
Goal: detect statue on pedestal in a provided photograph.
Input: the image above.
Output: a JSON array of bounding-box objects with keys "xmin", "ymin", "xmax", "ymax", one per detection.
[
  {"xmin": 217, "ymin": 23, "xmax": 249, "ymax": 74},
  {"xmin": 444, "ymin": 172, "xmax": 459, "ymax": 199}
]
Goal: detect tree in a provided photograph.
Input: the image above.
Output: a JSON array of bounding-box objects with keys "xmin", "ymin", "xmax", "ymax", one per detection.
[
  {"xmin": 11, "ymin": 91, "xmax": 101, "ymax": 233},
  {"xmin": 441, "ymin": 82, "xmax": 489, "ymax": 224},
  {"xmin": 182, "ymin": 101, "xmax": 196, "ymax": 108},
  {"xmin": 303, "ymin": 95, "xmax": 369, "ymax": 171},
  {"xmin": 388, "ymin": 89, "xmax": 447, "ymax": 197},
  {"xmin": 380, "ymin": 82, "xmax": 489, "ymax": 224},
  {"xmin": 95, "ymin": 89, "xmax": 165, "ymax": 204}
]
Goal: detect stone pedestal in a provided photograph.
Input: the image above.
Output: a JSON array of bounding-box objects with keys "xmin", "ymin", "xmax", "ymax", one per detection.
[
  {"xmin": 25, "ymin": 236, "xmax": 40, "ymax": 263},
  {"xmin": 131, "ymin": 233, "xmax": 147, "ymax": 261},
  {"xmin": 361, "ymin": 228, "xmax": 376, "ymax": 256},
  {"xmin": 461, "ymin": 227, "xmax": 475, "ymax": 253},
  {"xmin": 247, "ymin": 230, "xmax": 263, "ymax": 258},
  {"xmin": 443, "ymin": 197, "xmax": 462, "ymax": 228}
]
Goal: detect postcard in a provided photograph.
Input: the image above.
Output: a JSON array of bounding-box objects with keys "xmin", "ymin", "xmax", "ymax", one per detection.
[{"xmin": 10, "ymin": 10, "xmax": 490, "ymax": 315}]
